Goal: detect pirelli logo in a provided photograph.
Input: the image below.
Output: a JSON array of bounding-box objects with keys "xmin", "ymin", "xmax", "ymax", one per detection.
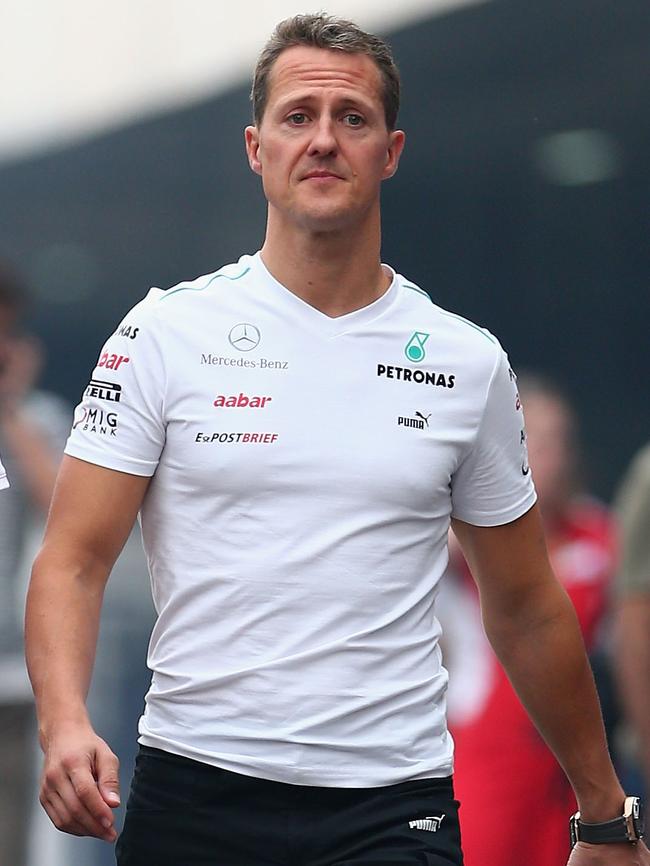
[
  {"xmin": 84, "ymin": 379, "xmax": 122, "ymax": 403},
  {"xmin": 408, "ymin": 815, "xmax": 445, "ymax": 832}
]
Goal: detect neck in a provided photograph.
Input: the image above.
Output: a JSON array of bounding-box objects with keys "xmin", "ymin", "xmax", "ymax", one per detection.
[{"xmin": 260, "ymin": 208, "xmax": 390, "ymax": 318}]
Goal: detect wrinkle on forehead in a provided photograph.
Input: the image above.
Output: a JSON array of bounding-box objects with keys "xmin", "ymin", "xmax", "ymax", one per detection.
[{"xmin": 268, "ymin": 48, "xmax": 382, "ymax": 103}]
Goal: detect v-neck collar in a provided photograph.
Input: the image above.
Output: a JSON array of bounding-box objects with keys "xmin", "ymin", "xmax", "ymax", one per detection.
[{"xmin": 249, "ymin": 251, "xmax": 399, "ymax": 337}]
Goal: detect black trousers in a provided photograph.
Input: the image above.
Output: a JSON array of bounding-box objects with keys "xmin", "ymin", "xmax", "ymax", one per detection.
[{"xmin": 116, "ymin": 746, "xmax": 463, "ymax": 866}]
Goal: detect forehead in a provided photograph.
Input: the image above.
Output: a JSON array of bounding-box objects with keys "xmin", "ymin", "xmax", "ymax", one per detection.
[{"xmin": 266, "ymin": 45, "xmax": 383, "ymax": 106}]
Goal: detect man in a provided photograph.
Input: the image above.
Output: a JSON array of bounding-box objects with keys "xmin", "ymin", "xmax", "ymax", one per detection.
[
  {"xmin": 25, "ymin": 14, "xmax": 648, "ymax": 866},
  {"xmin": 614, "ymin": 444, "xmax": 650, "ymax": 797},
  {"xmin": 0, "ymin": 264, "xmax": 71, "ymax": 866}
]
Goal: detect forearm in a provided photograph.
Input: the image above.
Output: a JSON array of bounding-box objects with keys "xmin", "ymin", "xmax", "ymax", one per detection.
[
  {"xmin": 483, "ymin": 580, "xmax": 624, "ymax": 821},
  {"xmin": 616, "ymin": 597, "xmax": 650, "ymax": 787},
  {"xmin": 25, "ymin": 544, "xmax": 108, "ymax": 745}
]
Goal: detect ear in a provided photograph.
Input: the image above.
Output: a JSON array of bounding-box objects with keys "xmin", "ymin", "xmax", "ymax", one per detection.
[
  {"xmin": 245, "ymin": 126, "xmax": 262, "ymax": 176},
  {"xmin": 382, "ymin": 129, "xmax": 406, "ymax": 181}
]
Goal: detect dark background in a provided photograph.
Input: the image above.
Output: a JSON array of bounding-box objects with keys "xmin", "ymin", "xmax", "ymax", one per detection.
[{"xmin": 1, "ymin": 0, "xmax": 648, "ymax": 498}]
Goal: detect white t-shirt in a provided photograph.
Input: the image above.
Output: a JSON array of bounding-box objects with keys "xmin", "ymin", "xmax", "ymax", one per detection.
[
  {"xmin": 0, "ymin": 454, "xmax": 8, "ymax": 490},
  {"xmin": 65, "ymin": 252, "xmax": 536, "ymax": 787}
]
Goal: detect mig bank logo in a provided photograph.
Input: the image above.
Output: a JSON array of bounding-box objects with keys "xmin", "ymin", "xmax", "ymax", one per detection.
[{"xmin": 404, "ymin": 331, "xmax": 429, "ymax": 363}]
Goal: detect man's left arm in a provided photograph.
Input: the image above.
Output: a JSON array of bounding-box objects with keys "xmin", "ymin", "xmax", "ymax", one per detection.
[{"xmin": 452, "ymin": 503, "xmax": 649, "ymax": 865}]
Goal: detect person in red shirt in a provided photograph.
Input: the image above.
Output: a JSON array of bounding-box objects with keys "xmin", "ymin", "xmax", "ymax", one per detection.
[{"xmin": 440, "ymin": 373, "xmax": 617, "ymax": 865}]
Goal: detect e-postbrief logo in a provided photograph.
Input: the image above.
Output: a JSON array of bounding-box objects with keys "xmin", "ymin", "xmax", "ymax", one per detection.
[{"xmin": 195, "ymin": 432, "xmax": 278, "ymax": 444}]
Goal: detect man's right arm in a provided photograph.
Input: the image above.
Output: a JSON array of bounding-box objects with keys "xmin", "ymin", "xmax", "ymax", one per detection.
[{"xmin": 25, "ymin": 455, "xmax": 151, "ymax": 843}]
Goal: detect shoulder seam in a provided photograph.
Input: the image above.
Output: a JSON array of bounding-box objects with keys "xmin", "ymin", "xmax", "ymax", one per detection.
[
  {"xmin": 161, "ymin": 266, "xmax": 251, "ymax": 301},
  {"xmin": 439, "ymin": 310, "xmax": 496, "ymax": 344},
  {"xmin": 403, "ymin": 282, "xmax": 433, "ymax": 302}
]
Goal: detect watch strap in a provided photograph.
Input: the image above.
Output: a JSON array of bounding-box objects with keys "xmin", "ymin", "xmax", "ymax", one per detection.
[
  {"xmin": 574, "ymin": 814, "xmax": 634, "ymax": 844},
  {"xmin": 570, "ymin": 797, "xmax": 644, "ymax": 845}
]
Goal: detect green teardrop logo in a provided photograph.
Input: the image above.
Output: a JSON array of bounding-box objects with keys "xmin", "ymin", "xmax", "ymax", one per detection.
[{"xmin": 405, "ymin": 331, "xmax": 430, "ymax": 363}]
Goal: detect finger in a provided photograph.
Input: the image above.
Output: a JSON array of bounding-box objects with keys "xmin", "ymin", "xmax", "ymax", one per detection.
[
  {"xmin": 41, "ymin": 766, "xmax": 93, "ymax": 832},
  {"xmin": 95, "ymin": 741, "xmax": 121, "ymax": 808},
  {"xmin": 59, "ymin": 772, "xmax": 117, "ymax": 841},
  {"xmin": 68, "ymin": 757, "xmax": 116, "ymax": 825},
  {"xmin": 40, "ymin": 789, "xmax": 90, "ymax": 838}
]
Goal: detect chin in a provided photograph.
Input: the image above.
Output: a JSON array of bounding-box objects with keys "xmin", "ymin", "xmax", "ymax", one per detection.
[{"xmin": 296, "ymin": 203, "xmax": 368, "ymax": 234}]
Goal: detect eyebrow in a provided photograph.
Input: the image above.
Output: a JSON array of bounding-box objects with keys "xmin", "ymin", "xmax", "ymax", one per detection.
[{"xmin": 273, "ymin": 91, "xmax": 377, "ymax": 114}]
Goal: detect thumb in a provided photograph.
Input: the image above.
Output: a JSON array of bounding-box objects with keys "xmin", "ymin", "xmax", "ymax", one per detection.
[{"xmin": 95, "ymin": 742, "xmax": 121, "ymax": 807}]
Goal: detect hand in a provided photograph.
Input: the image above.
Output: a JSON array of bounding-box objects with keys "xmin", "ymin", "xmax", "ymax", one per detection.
[
  {"xmin": 568, "ymin": 840, "xmax": 650, "ymax": 865},
  {"xmin": 39, "ymin": 724, "xmax": 121, "ymax": 842}
]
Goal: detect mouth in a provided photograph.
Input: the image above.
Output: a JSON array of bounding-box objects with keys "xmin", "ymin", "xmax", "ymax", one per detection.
[{"xmin": 302, "ymin": 170, "xmax": 344, "ymax": 181}]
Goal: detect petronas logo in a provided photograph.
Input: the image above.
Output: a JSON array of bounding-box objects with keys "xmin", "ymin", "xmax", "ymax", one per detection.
[{"xmin": 405, "ymin": 331, "xmax": 430, "ymax": 363}]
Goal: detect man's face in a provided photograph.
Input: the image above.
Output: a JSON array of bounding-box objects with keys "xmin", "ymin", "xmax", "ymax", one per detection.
[{"xmin": 245, "ymin": 46, "xmax": 405, "ymax": 234}]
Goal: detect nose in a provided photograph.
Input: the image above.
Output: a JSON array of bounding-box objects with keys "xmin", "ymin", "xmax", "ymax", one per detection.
[{"xmin": 307, "ymin": 115, "xmax": 338, "ymax": 157}]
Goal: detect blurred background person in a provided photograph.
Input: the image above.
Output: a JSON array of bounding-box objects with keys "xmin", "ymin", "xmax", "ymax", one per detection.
[
  {"xmin": 0, "ymin": 263, "xmax": 71, "ymax": 866},
  {"xmin": 438, "ymin": 373, "xmax": 617, "ymax": 866},
  {"xmin": 613, "ymin": 443, "xmax": 650, "ymax": 800}
]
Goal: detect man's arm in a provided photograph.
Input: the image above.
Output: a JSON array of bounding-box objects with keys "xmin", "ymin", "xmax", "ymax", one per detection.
[
  {"xmin": 452, "ymin": 503, "xmax": 649, "ymax": 864},
  {"xmin": 25, "ymin": 455, "xmax": 150, "ymax": 843}
]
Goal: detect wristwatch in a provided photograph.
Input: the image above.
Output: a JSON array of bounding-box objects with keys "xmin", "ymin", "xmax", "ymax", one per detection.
[{"xmin": 570, "ymin": 796, "xmax": 645, "ymax": 846}]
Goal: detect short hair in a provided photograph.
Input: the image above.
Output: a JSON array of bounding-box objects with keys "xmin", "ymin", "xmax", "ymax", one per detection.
[{"xmin": 251, "ymin": 13, "xmax": 401, "ymax": 131}]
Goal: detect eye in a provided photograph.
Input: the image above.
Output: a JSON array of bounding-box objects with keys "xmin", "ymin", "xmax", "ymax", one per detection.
[
  {"xmin": 343, "ymin": 113, "xmax": 364, "ymax": 127},
  {"xmin": 287, "ymin": 113, "xmax": 309, "ymax": 125}
]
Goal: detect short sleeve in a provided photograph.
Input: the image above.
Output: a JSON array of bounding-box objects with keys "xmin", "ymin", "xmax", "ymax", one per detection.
[
  {"xmin": 613, "ymin": 444, "xmax": 650, "ymax": 596},
  {"xmin": 64, "ymin": 293, "xmax": 166, "ymax": 476},
  {"xmin": 0, "ymin": 454, "xmax": 8, "ymax": 489},
  {"xmin": 451, "ymin": 348, "xmax": 537, "ymax": 526}
]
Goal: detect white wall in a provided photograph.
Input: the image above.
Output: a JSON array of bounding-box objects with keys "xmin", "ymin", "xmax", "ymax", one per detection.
[{"xmin": 2, "ymin": 0, "xmax": 486, "ymax": 161}]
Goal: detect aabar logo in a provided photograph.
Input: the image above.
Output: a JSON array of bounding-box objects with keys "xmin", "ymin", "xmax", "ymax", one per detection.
[
  {"xmin": 213, "ymin": 393, "xmax": 272, "ymax": 408},
  {"xmin": 98, "ymin": 353, "xmax": 129, "ymax": 370}
]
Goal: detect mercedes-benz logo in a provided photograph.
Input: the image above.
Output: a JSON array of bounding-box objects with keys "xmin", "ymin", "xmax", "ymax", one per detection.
[{"xmin": 228, "ymin": 323, "xmax": 261, "ymax": 352}]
